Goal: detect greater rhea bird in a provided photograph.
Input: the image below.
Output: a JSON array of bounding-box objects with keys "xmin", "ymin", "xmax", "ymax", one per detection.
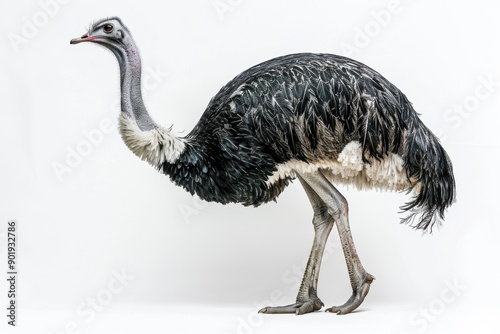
[{"xmin": 71, "ymin": 17, "xmax": 455, "ymax": 315}]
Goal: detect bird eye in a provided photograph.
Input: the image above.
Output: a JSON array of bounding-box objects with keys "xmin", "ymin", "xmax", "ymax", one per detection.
[{"xmin": 103, "ymin": 24, "xmax": 113, "ymax": 33}]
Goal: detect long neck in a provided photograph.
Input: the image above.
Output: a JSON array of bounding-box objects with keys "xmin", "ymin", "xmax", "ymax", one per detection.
[
  {"xmin": 114, "ymin": 40, "xmax": 186, "ymax": 167},
  {"xmin": 118, "ymin": 41, "xmax": 155, "ymax": 131}
]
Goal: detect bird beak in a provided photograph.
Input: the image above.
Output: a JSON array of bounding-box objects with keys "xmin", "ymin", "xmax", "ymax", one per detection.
[{"xmin": 70, "ymin": 33, "xmax": 96, "ymax": 45}]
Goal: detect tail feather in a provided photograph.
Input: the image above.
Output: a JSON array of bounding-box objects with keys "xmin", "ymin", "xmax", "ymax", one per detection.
[{"xmin": 401, "ymin": 120, "xmax": 456, "ymax": 232}]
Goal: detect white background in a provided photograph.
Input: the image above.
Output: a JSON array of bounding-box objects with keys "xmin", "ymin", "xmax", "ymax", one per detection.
[{"xmin": 1, "ymin": 0, "xmax": 499, "ymax": 333}]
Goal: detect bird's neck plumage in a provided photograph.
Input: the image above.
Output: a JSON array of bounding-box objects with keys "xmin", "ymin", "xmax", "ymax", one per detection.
[{"xmin": 115, "ymin": 39, "xmax": 186, "ymax": 167}]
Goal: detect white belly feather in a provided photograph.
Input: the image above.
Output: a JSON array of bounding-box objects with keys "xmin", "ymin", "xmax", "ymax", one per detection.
[{"xmin": 266, "ymin": 141, "xmax": 415, "ymax": 192}]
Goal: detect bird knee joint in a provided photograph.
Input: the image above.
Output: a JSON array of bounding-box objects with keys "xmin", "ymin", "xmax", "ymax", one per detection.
[
  {"xmin": 327, "ymin": 208, "xmax": 341, "ymax": 220},
  {"xmin": 312, "ymin": 209, "xmax": 332, "ymax": 228},
  {"xmin": 326, "ymin": 199, "xmax": 348, "ymax": 220}
]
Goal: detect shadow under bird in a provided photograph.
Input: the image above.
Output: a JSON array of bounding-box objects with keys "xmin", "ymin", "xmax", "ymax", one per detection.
[{"xmin": 70, "ymin": 17, "xmax": 455, "ymax": 315}]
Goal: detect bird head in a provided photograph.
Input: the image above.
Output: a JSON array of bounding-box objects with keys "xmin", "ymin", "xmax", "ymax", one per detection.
[{"xmin": 70, "ymin": 17, "xmax": 130, "ymax": 51}]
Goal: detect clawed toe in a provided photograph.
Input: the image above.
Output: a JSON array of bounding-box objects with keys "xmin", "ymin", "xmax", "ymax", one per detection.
[
  {"xmin": 326, "ymin": 274, "xmax": 374, "ymax": 315},
  {"xmin": 259, "ymin": 298, "xmax": 324, "ymax": 315}
]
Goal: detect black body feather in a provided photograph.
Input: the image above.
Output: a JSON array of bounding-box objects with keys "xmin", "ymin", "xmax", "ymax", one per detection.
[{"xmin": 160, "ymin": 53, "xmax": 455, "ymax": 231}]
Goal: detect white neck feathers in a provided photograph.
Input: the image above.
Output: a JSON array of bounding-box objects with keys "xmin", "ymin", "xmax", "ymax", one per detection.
[{"xmin": 119, "ymin": 114, "xmax": 186, "ymax": 166}]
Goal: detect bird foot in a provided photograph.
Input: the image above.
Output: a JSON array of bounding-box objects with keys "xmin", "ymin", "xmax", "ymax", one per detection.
[
  {"xmin": 326, "ymin": 274, "xmax": 375, "ymax": 315},
  {"xmin": 258, "ymin": 297, "xmax": 324, "ymax": 315}
]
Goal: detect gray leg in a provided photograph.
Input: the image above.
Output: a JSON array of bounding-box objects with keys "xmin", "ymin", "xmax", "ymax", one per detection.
[
  {"xmin": 259, "ymin": 175, "xmax": 334, "ymax": 315},
  {"xmin": 296, "ymin": 170, "xmax": 375, "ymax": 315}
]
